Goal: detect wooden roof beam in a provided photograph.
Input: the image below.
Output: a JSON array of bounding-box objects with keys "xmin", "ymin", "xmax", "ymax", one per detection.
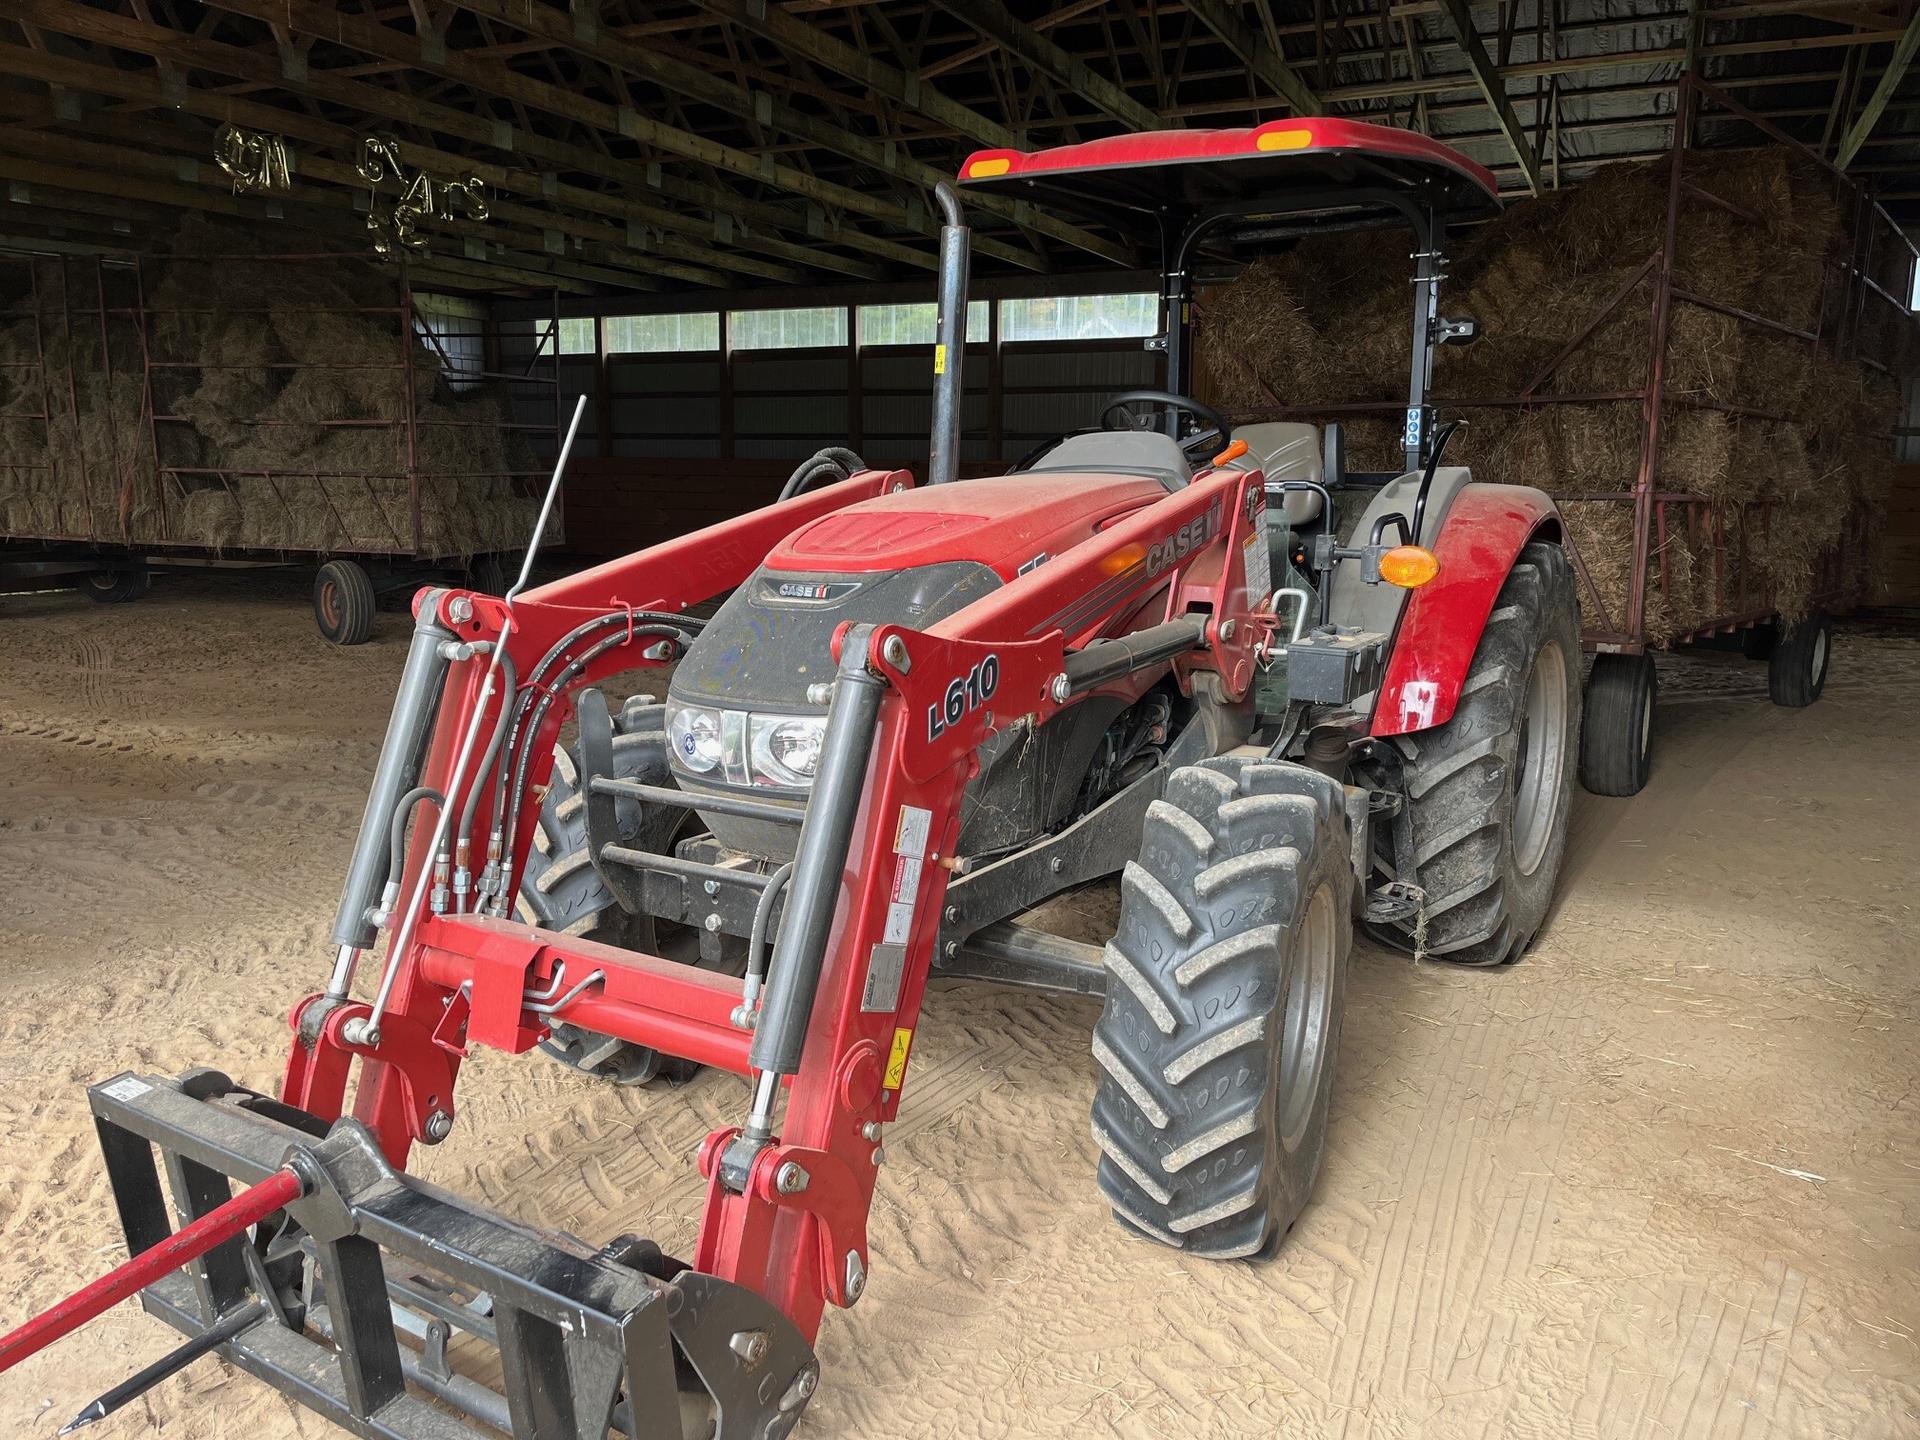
[
  {"xmin": 8, "ymin": 0, "xmax": 928, "ymax": 277},
  {"xmin": 200, "ymin": 0, "xmax": 1052, "ymax": 271},
  {"xmin": 0, "ymin": 120, "xmax": 752, "ymax": 289},
  {"xmin": 691, "ymin": 0, "xmax": 1016, "ymax": 149},
  {"xmin": 440, "ymin": 0, "xmax": 1118, "ymax": 268},
  {"xmin": 685, "ymin": 0, "xmax": 1137, "ymax": 265},
  {"xmin": 0, "ymin": 155, "xmax": 604, "ymax": 293},
  {"xmin": 930, "ymin": 0, "xmax": 1167, "ymax": 131},
  {"xmin": 1434, "ymin": 0, "xmax": 1542, "ymax": 193},
  {"xmin": 1183, "ymin": 0, "xmax": 1321, "ymax": 115},
  {"xmin": 0, "ymin": 39, "xmax": 874, "ymax": 287},
  {"xmin": 1836, "ymin": 5, "xmax": 1920, "ymax": 168}
]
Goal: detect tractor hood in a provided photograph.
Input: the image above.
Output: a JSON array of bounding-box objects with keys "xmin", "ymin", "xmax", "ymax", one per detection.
[
  {"xmin": 663, "ymin": 472, "xmax": 1164, "ymax": 857},
  {"xmin": 766, "ymin": 473, "xmax": 1165, "ymax": 579}
]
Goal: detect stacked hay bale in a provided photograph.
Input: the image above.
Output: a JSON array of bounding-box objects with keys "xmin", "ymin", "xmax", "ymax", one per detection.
[
  {"xmin": 1195, "ymin": 148, "xmax": 1908, "ymax": 643},
  {"xmin": 0, "ymin": 222, "xmax": 543, "ymax": 559}
]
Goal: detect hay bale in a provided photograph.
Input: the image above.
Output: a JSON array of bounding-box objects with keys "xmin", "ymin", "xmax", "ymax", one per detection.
[
  {"xmin": 0, "ymin": 223, "xmax": 540, "ymax": 557},
  {"xmin": 1194, "ymin": 143, "xmax": 1910, "ymax": 641},
  {"xmin": 178, "ymin": 483, "xmax": 243, "ymax": 548}
]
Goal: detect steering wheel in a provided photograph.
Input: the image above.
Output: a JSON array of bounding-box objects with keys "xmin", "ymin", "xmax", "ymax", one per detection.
[{"xmin": 1099, "ymin": 389, "xmax": 1233, "ymax": 464}]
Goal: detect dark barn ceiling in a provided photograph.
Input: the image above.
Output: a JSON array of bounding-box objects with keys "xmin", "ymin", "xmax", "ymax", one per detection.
[{"xmin": 1, "ymin": 1, "xmax": 1916, "ymax": 295}]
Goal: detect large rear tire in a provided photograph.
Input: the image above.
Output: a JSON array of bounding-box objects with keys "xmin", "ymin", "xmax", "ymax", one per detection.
[
  {"xmin": 516, "ymin": 698, "xmax": 718, "ymax": 1086},
  {"xmin": 1372, "ymin": 541, "xmax": 1581, "ymax": 966},
  {"xmin": 1090, "ymin": 758, "xmax": 1353, "ymax": 1260}
]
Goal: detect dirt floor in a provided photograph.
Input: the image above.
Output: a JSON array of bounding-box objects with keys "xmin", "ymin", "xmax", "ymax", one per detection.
[{"xmin": 0, "ymin": 570, "xmax": 1915, "ymax": 1439}]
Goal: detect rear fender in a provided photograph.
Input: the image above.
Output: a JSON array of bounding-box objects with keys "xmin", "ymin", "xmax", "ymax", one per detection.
[{"xmin": 1370, "ymin": 484, "xmax": 1561, "ymax": 737}]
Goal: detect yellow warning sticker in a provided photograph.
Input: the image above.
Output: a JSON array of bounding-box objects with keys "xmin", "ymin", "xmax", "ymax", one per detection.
[
  {"xmin": 883, "ymin": 1027, "xmax": 913, "ymax": 1090},
  {"xmin": 933, "ymin": 342, "xmax": 947, "ymax": 376}
]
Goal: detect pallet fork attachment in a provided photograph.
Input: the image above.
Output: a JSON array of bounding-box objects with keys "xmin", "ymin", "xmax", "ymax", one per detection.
[{"xmin": 85, "ymin": 1071, "xmax": 816, "ymax": 1439}]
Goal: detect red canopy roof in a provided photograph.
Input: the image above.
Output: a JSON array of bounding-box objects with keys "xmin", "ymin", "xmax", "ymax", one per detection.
[{"xmin": 958, "ymin": 118, "xmax": 1499, "ymax": 219}]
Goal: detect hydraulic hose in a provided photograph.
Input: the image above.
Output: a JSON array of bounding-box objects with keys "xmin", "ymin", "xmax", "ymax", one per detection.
[
  {"xmin": 778, "ymin": 447, "xmax": 865, "ymax": 502},
  {"xmin": 388, "ymin": 786, "xmax": 444, "ymax": 880},
  {"xmin": 736, "ymin": 861, "xmax": 795, "ymax": 1020},
  {"xmin": 485, "ymin": 609, "xmax": 702, "ymax": 870},
  {"xmin": 490, "ymin": 621, "xmax": 697, "ymax": 914},
  {"xmin": 455, "ymin": 643, "xmax": 518, "ymax": 855}
]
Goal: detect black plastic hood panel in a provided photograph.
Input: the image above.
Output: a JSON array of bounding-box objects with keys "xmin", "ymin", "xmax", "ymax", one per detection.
[{"xmin": 669, "ymin": 560, "xmax": 1002, "ymax": 716}]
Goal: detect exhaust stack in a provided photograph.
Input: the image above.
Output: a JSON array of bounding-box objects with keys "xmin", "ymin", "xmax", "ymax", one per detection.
[{"xmin": 927, "ymin": 182, "xmax": 970, "ymax": 486}]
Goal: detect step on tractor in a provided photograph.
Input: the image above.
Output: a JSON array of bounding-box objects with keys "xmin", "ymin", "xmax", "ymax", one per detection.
[{"xmin": 8, "ymin": 122, "xmax": 1585, "ymax": 1438}]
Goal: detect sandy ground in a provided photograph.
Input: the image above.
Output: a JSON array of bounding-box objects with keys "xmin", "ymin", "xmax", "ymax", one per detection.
[{"xmin": 0, "ymin": 570, "xmax": 1915, "ymax": 1439}]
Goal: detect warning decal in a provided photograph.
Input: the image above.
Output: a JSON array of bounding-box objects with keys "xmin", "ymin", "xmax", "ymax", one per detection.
[{"xmin": 883, "ymin": 1027, "xmax": 913, "ymax": 1089}]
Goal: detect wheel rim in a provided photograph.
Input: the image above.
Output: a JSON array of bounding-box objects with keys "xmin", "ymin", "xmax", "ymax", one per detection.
[
  {"xmin": 86, "ymin": 571, "xmax": 118, "ymax": 593},
  {"xmin": 1810, "ymin": 627, "xmax": 1828, "ymax": 686},
  {"xmin": 1639, "ymin": 687, "xmax": 1653, "ymax": 759},
  {"xmin": 319, "ymin": 579, "xmax": 341, "ymax": 629},
  {"xmin": 1278, "ymin": 884, "xmax": 1336, "ymax": 1155},
  {"xmin": 1512, "ymin": 642, "xmax": 1569, "ymax": 877}
]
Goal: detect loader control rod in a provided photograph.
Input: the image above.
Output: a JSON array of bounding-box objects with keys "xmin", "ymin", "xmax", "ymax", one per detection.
[{"xmin": 0, "ymin": 1167, "xmax": 302, "ymax": 1376}]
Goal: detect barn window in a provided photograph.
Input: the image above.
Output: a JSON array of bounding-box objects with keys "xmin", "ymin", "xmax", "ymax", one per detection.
[
  {"xmin": 858, "ymin": 300, "xmax": 989, "ymax": 346},
  {"xmin": 729, "ymin": 306, "xmax": 848, "ymax": 351},
  {"xmin": 998, "ymin": 292, "xmax": 1159, "ymax": 343},
  {"xmin": 604, "ymin": 312, "xmax": 720, "ymax": 354}
]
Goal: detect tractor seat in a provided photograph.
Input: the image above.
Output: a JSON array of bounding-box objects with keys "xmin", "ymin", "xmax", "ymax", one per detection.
[
  {"xmin": 1024, "ymin": 430, "xmax": 1192, "ymax": 492},
  {"xmin": 1230, "ymin": 421, "xmax": 1324, "ymax": 525}
]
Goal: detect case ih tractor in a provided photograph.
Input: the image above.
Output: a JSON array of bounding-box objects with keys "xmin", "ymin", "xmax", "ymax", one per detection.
[{"xmin": 4, "ymin": 122, "xmax": 1581, "ymax": 1438}]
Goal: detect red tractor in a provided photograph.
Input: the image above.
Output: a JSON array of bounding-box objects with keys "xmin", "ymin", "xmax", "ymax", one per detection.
[{"xmin": 10, "ymin": 121, "xmax": 1580, "ymax": 1438}]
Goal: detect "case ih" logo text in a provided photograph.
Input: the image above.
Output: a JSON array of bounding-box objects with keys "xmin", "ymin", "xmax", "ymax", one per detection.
[{"xmin": 1145, "ymin": 498, "xmax": 1223, "ymax": 577}]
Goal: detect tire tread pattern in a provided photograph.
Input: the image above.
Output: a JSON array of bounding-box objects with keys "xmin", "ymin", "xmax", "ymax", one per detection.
[
  {"xmin": 1373, "ymin": 543, "xmax": 1581, "ymax": 965},
  {"xmin": 1090, "ymin": 757, "xmax": 1352, "ymax": 1260}
]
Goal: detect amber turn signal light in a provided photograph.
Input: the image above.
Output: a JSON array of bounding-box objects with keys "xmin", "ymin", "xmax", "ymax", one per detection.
[{"xmin": 1379, "ymin": 545, "xmax": 1439, "ymax": 588}]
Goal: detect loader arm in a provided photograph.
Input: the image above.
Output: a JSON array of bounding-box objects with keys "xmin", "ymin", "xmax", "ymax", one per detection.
[{"xmin": 272, "ymin": 459, "xmax": 1268, "ymax": 1348}]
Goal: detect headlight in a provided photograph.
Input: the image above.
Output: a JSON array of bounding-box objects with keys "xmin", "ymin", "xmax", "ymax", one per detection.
[
  {"xmin": 667, "ymin": 701, "xmax": 823, "ymax": 789},
  {"xmin": 666, "ymin": 702, "xmax": 723, "ymax": 772},
  {"xmin": 751, "ymin": 714, "xmax": 826, "ymax": 786}
]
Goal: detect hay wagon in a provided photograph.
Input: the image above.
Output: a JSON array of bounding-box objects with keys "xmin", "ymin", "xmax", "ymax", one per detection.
[
  {"xmin": 0, "ymin": 246, "xmax": 559, "ymax": 643},
  {"xmin": 1199, "ymin": 74, "xmax": 1916, "ymax": 796}
]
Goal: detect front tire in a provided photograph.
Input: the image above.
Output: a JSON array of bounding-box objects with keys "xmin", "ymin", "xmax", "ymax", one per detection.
[
  {"xmin": 517, "ymin": 699, "xmax": 716, "ymax": 1086},
  {"xmin": 1090, "ymin": 758, "xmax": 1353, "ymax": 1259},
  {"xmin": 1767, "ymin": 613, "xmax": 1830, "ymax": 707},
  {"xmin": 1373, "ymin": 541, "xmax": 1581, "ymax": 966}
]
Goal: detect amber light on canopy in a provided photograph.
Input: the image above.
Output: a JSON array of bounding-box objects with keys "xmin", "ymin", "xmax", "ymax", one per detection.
[
  {"xmin": 1379, "ymin": 545, "xmax": 1440, "ymax": 588},
  {"xmin": 1254, "ymin": 127, "xmax": 1315, "ymax": 151}
]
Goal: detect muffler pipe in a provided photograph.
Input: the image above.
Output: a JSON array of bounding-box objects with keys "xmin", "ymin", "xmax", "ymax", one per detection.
[
  {"xmin": 745, "ymin": 627, "xmax": 888, "ymax": 1116},
  {"xmin": 328, "ymin": 595, "xmax": 455, "ymax": 964},
  {"xmin": 926, "ymin": 181, "xmax": 969, "ymax": 487}
]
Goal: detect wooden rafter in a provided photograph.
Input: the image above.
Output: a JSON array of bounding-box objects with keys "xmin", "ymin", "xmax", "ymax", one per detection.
[
  {"xmin": 0, "ymin": 35, "xmax": 885, "ymax": 284},
  {"xmin": 930, "ymin": 0, "xmax": 1166, "ymax": 130},
  {"xmin": 442, "ymin": 0, "xmax": 1131, "ymax": 267},
  {"xmin": 1435, "ymin": 0, "xmax": 1543, "ymax": 192},
  {"xmin": 1836, "ymin": 5, "xmax": 1920, "ymax": 167},
  {"xmin": 1185, "ymin": 0, "xmax": 1322, "ymax": 114},
  {"xmin": 0, "ymin": 0, "xmax": 1912, "ymax": 289},
  {"xmin": 9, "ymin": 0, "xmax": 931, "ymax": 275}
]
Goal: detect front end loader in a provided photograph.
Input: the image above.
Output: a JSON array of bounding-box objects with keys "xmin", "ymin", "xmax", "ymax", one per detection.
[{"xmin": 7, "ymin": 120, "xmax": 1581, "ymax": 1438}]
